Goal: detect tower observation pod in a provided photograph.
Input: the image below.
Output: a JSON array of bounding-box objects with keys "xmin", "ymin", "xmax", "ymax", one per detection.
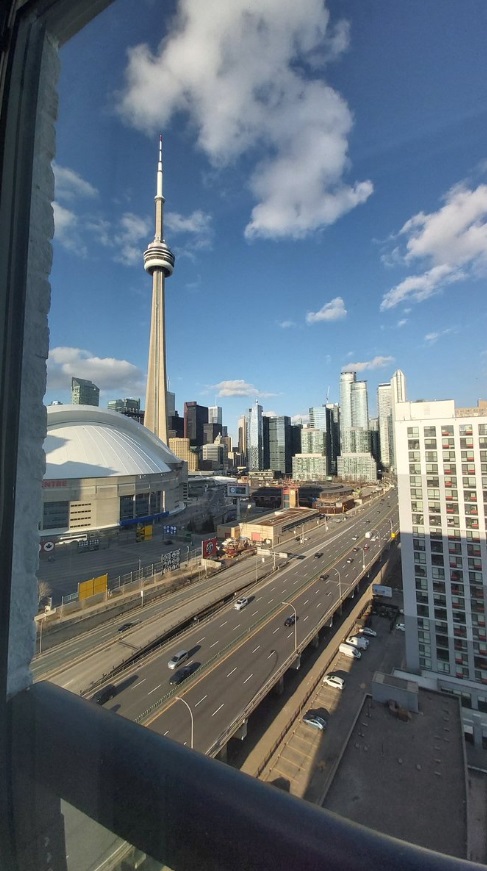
[{"xmin": 144, "ymin": 136, "xmax": 175, "ymax": 443}]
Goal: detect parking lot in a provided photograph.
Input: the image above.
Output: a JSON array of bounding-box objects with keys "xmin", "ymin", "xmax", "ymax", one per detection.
[{"xmin": 259, "ymin": 601, "xmax": 406, "ymax": 802}]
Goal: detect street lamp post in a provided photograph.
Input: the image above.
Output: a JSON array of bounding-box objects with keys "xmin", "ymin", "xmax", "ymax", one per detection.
[
  {"xmin": 282, "ymin": 600, "xmax": 297, "ymax": 653},
  {"xmin": 175, "ymin": 696, "xmax": 194, "ymax": 749},
  {"xmin": 332, "ymin": 567, "xmax": 342, "ymax": 599}
]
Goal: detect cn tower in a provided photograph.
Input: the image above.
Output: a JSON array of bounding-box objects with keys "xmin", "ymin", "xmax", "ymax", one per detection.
[{"xmin": 143, "ymin": 136, "xmax": 175, "ymax": 443}]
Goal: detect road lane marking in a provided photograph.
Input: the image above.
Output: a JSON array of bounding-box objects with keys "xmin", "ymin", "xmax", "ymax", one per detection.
[
  {"xmin": 164, "ymin": 730, "xmax": 170, "ymax": 736},
  {"xmin": 303, "ymin": 615, "xmax": 309, "ymax": 621},
  {"xmin": 273, "ymin": 627, "xmax": 279, "ymax": 634},
  {"xmin": 220, "ymin": 621, "xmax": 227, "ymax": 627},
  {"xmin": 252, "ymin": 645, "xmax": 260, "ymax": 653},
  {"xmin": 304, "ymin": 599, "xmax": 309, "ymax": 605},
  {"xmin": 268, "ymin": 598, "xmax": 274, "ymax": 603},
  {"xmin": 233, "ymin": 624, "xmax": 241, "ymax": 630},
  {"xmin": 210, "ymin": 640, "xmax": 219, "ymax": 648},
  {"xmin": 133, "ymin": 679, "xmax": 146, "ymax": 688},
  {"xmin": 212, "ymin": 704, "xmax": 224, "ymax": 717},
  {"xmin": 251, "ymin": 610, "xmax": 259, "ymax": 616},
  {"xmin": 243, "ymin": 674, "xmax": 253, "ymax": 684},
  {"xmin": 286, "ymin": 632, "xmax": 293, "ymax": 639},
  {"xmin": 227, "ymin": 668, "xmax": 237, "ymax": 678},
  {"xmin": 267, "ymin": 651, "xmax": 275, "ymax": 659},
  {"xmin": 196, "ymin": 637, "xmax": 205, "ymax": 643},
  {"xmin": 256, "ymin": 596, "xmax": 262, "ymax": 601},
  {"xmin": 195, "ymin": 695, "xmax": 207, "ymax": 707},
  {"xmin": 148, "ymin": 683, "xmax": 162, "ymax": 695}
]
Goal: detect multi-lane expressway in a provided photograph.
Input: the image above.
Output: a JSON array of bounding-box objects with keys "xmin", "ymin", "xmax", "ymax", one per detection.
[{"xmin": 70, "ymin": 496, "xmax": 398, "ymax": 755}]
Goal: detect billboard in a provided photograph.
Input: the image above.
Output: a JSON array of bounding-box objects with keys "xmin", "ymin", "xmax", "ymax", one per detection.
[
  {"xmin": 372, "ymin": 584, "xmax": 393, "ymax": 598},
  {"xmin": 202, "ymin": 537, "xmax": 218, "ymax": 559},
  {"xmin": 227, "ymin": 484, "xmax": 249, "ymax": 498}
]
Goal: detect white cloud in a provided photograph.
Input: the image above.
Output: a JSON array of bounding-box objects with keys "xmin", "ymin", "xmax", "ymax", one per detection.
[
  {"xmin": 424, "ymin": 328, "xmax": 453, "ymax": 344},
  {"xmin": 381, "ymin": 181, "xmax": 487, "ymax": 310},
  {"xmin": 397, "ymin": 318, "xmax": 408, "ymax": 328},
  {"xmin": 52, "ymin": 202, "xmax": 86, "ymax": 256},
  {"xmin": 209, "ymin": 379, "xmax": 276, "ymax": 398},
  {"xmin": 306, "ymin": 296, "xmax": 347, "ymax": 324},
  {"xmin": 165, "ymin": 209, "xmax": 213, "ymax": 250},
  {"xmin": 342, "ymin": 355, "xmax": 394, "ymax": 373},
  {"xmin": 278, "ymin": 320, "xmax": 295, "ymax": 329},
  {"xmin": 54, "ymin": 164, "xmax": 98, "ymax": 202},
  {"xmin": 47, "ymin": 347, "xmax": 145, "ymax": 395},
  {"xmin": 117, "ymin": 0, "xmax": 372, "ymax": 240}
]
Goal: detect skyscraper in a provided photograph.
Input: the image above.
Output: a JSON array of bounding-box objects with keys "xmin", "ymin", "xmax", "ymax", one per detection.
[
  {"xmin": 247, "ymin": 401, "xmax": 264, "ymax": 471},
  {"xmin": 395, "ymin": 398, "xmax": 487, "ymax": 721},
  {"xmin": 71, "ymin": 377, "xmax": 99, "ymax": 407},
  {"xmin": 208, "ymin": 406, "xmax": 222, "ymax": 425},
  {"xmin": 143, "ymin": 137, "xmax": 175, "ymax": 443},
  {"xmin": 184, "ymin": 401, "xmax": 208, "ymax": 447},
  {"xmin": 377, "ymin": 382, "xmax": 392, "ymax": 469},
  {"xmin": 268, "ymin": 416, "xmax": 292, "ymax": 475},
  {"xmin": 339, "ymin": 371, "xmax": 370, "ymax": 454}
]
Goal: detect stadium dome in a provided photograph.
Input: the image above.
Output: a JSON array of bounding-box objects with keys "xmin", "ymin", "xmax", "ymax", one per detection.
[
  {"xmin": 41, "ymin": 405, "xmax": 186, "ymax": 540},
  {"xmin": 45, "ymin": 404, "xmax": 179, "ymax": 478}
]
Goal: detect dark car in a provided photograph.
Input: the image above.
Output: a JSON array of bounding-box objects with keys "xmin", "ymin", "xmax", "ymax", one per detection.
[
  {"xmin": 314, "ymin": 552, "xmax": 323, "ymax": 559},
  {"xmin": 118, "ymin": 621, "xmax": 134, "ymax": 632},
  {"xmin": 91, "ymin": 684, "xmax": 117, "ymax": 705},
  {"xmin": 164, "ymin": 539, "xmax": 173, "ymax": 545},
  {"xmin": 284, "ymin": 615, "xmax": 296, "ymax": 627},
  {"xmin": 320, "ymin": 573, "xmax": 329, "ymax": 581},
  {"xmin": 169, "ymin": 662, "xmax": 200, "ymax": 685}
]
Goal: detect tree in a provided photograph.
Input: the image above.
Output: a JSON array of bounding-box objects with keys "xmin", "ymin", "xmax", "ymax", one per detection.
[{"xmin": 37, "ymin": 580, "xmax": 52, "ymax": 608}]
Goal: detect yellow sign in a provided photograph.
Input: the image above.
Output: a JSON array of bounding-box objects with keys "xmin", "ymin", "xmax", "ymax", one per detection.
[{"xmin": 79, "ymin": 573, "xmax": 108, "ymax": 600}]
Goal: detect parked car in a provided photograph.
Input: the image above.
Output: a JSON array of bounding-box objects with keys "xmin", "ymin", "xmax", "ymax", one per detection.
[
  {"xmin": 284, "ymin": 614, "xmax": 296, "ymax": 627},
  {"xmin": 339, "ymin": 642, "xmax": 361, "ymax": 659},
  {"xmin": 323, "ymin": 674, "xmax": 345, "ymax": 690},
  {"xmin": 314, "ymin": 552, "xmax": 323, "ymax": 559},
  {"xmin": 347, "ymin": 635, "xmax": 369, "ymax": 650},
  {"xmin": 303, "ymin": 711, "xmax": 327, "ymax": 730},
  {"xmin": 320, "ymin": 573, "xmax": 329, "ymax": 581},
  {"xmin": 91, "ymin": 684, "xmax": 117, "ymax": 705},
  {"xmin": 359, "ymin": 627, "xmax": 377, "ymax": 637},
  {"xmin": 169, "ymin": 662, "xmax": 199, "ymax": 685},
  {"xmin": 168, "ymin": 650, "xmax": 189, "ymax": 669},
  {"xmin": 234, "ymin": 596, "xmax": 249, "ymax": 611}
]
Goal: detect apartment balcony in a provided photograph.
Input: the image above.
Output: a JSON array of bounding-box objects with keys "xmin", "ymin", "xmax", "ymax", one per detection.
[{"xmin": 7, "ymin": 680, "xmax": 477, "ymax": 871}]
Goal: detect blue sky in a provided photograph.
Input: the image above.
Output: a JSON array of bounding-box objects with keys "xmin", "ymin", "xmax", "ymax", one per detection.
[{"xmin": 46, "ymin": 0, "xmax": 487, "ymax": 440}]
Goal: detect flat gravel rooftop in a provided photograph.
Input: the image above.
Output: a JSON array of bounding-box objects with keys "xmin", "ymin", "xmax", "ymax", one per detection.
[{"xmin": 323, "ymin": 689, "xmax": 467, "ymax": 859}]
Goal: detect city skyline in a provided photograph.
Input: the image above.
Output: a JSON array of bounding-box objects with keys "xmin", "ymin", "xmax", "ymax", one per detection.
[{"xmin": 45, "ymin": 1, "xmax": 487, "ymax": 440}]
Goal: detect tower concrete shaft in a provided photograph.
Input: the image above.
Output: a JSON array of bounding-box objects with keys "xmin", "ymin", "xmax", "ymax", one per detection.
[{"xmin": 144, "ymin": 136, "xmax": 175, "ymax": 443}]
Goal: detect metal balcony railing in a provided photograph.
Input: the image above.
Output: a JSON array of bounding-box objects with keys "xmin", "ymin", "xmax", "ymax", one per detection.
[{"xmin": 7, "ymin": 681, "xmax": 481, "ymax": 871}]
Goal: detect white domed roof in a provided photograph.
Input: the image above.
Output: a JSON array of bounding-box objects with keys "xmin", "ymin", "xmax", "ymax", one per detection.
[{"xmin": 44, "ymin": 405, "xmax": 180, "ymax": 479}]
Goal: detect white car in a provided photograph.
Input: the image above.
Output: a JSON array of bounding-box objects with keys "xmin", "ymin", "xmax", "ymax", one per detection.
[
  {"xmin": 396, "ymin": 622, "xmax": 405, "ymax": 632},
  {"xmin": 323, "ymin": 674, "xmax": 345, "ymax": 690},
  {"xmin": 359, "ymin": 627, "xmax": 377, "ymax": 637},
  {"xmin": 234, "ymin": 596, "xmax": 249, "ymax": 611}
]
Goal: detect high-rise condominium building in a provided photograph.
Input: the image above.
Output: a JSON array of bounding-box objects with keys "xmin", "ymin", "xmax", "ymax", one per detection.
[
  {"xmin": 247, "ymin": 401, "xmax": 264, "ymax": 471},
  {"xmin": 339, "ymin": 371, "xmax": 370, "ymax": 453},
  {"xmin": 325, "ymin": 404, "xmax": 340, "ymax": 476},
  {"xmin": 301, "ymin": 428, "xmax": 326, "ymax": 456},
  {"xmin": 395, "ymin": 398, "xmax": 487, "ymax": 724},
  {"xmin": 378, "ymin": 370, "xmax": 407, "ymax": 470},
  {"xmin": 377, "ymin": 382, "xmax": 393, "ymax": 469},
  {"xmin": 268, "ymin": 416, "xmax": 292, "ymax": 475},
  {"xmin": 71, "ymin": 377, "xmax": 99, "ymax": 407},
  {"xmin": 309, "ymin": 406, "xmax": 327, "ymax": 432},
  {"xmin": 208, "ymin": 406, "xmax": 222, "ymax": 426}
]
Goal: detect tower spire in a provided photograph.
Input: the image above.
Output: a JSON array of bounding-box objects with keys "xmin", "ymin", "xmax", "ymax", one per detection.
[{"xmin": 143, "ymin": 137, "xmax": 176, "ymax": 443}]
